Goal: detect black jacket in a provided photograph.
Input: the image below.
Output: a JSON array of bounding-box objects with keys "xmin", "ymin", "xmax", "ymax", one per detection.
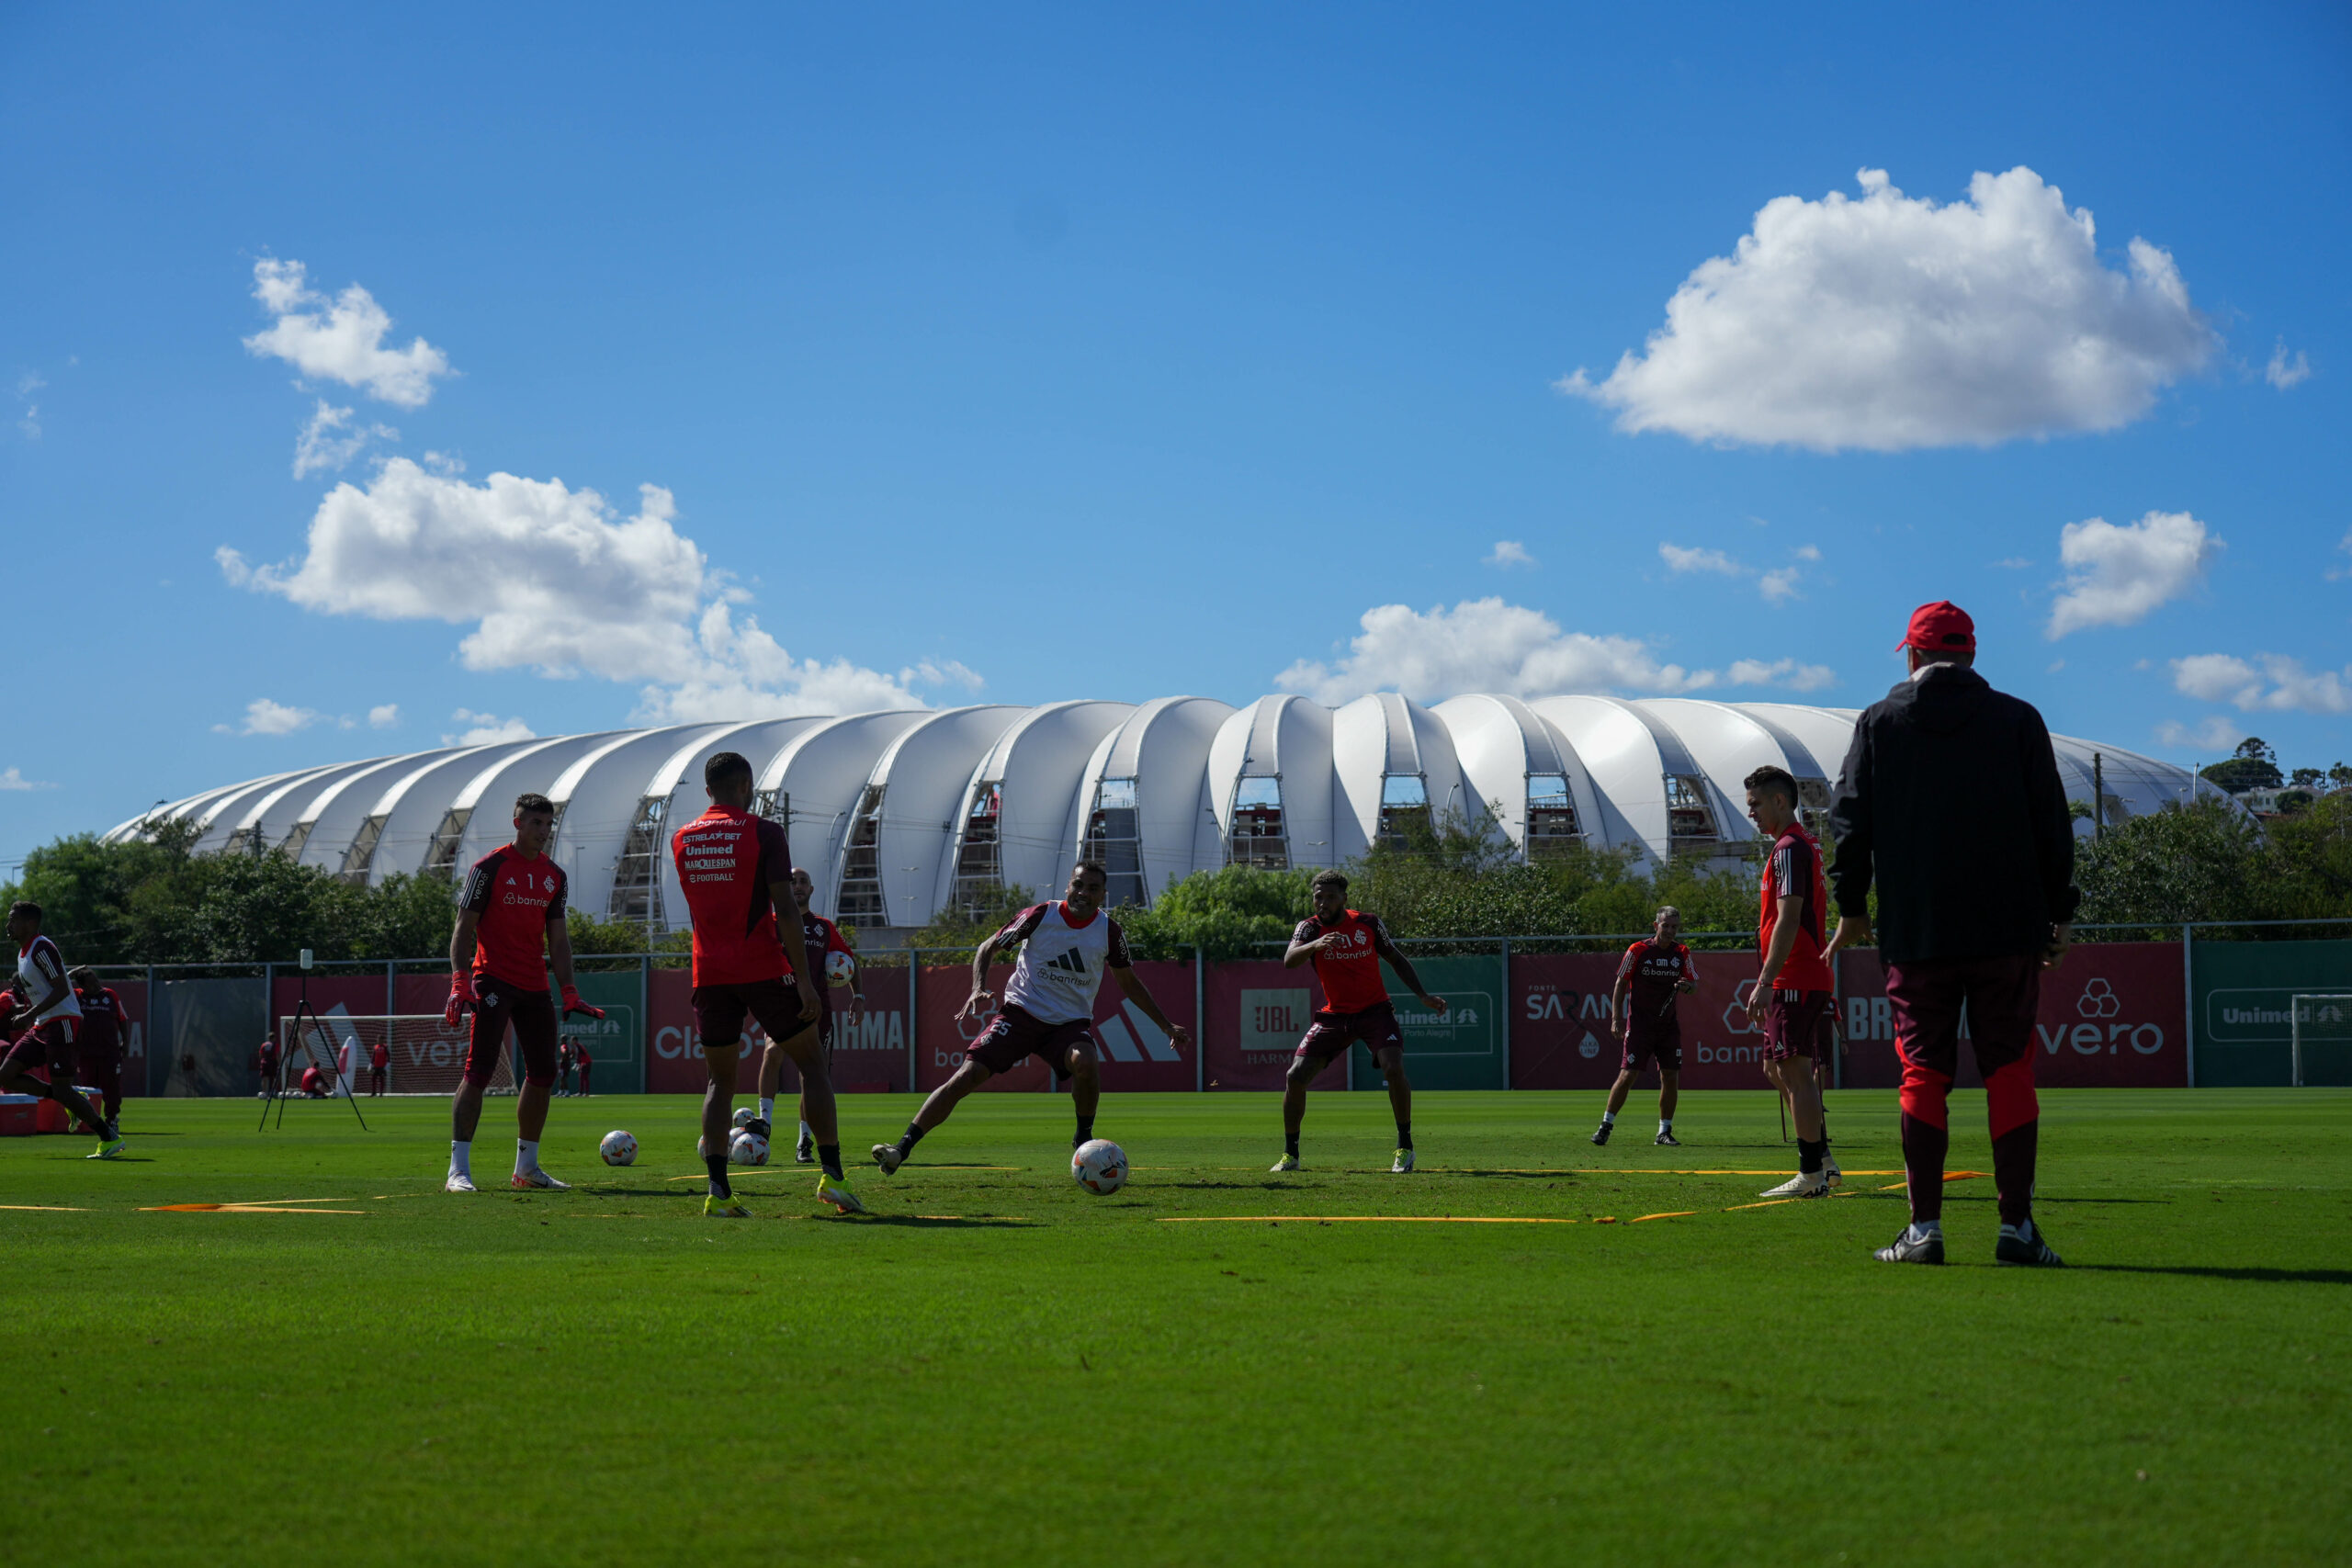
[{"xmin": 1826, "ymin": 664, "xmax": 2079, "ymax": 965}]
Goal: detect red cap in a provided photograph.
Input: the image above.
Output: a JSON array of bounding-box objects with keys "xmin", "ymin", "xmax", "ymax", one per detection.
[{"xmin": 1899, "ymin": 601, "xmax": 1975, "ymax": 656}]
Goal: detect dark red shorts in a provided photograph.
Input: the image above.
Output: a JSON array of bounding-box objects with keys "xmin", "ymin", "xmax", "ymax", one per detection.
[
  {"xmin": 692, "ymin": 977, "xmax": 812, "ymax": 1052},
  {"xmin": 1620, "ymin": 1024, "xmax": 1682, "ymax": 1075},
  {"xmin": 967, "ymin": 1004, "xmax": 1094, "ymax": 1078},
  {"xmin": 465, "ymin": 983, "xmax": 560, "ymax": 1088},
  {"xmin": 1763, "ymin": 987, "xmax": 1833, "ymax": 1064},
  {"xmin": 3, "ymin": 1016, "xmax": 80, "ymax": 1079},
  {"xmin": 1295, "ymin": 1003, "xmax": 1404, "ymax": 1066}
]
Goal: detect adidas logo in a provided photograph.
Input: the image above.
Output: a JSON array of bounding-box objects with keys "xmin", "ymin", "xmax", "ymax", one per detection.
[{"xmin": 1046, "ymin": 949, "xmax": 1089, "ymax": 975}]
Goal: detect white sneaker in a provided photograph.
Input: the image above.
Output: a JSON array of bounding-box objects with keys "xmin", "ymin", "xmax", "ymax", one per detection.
[
  {"xmin": 1759, "ymin": 1170, "xmax": 1829, "ymax": 1199},
  {"xmin": 1270, "ymin": 1153, "xmax": 1300, "ymax": 1173},
  {"xmin": 444, "ymin": 1171, "xmax": 478, "ymax": 1193},
  {"xmin": 1391, "ymin": 1147, "xmax": 1416, "ymax": 1174},
  {"xmin": 510, "ymin": 1168, "xmax": 571, "ymax": 1190},
  {"xmin": 871, "ymin": 1143, "xmax": 904, "ymax": 1175}
]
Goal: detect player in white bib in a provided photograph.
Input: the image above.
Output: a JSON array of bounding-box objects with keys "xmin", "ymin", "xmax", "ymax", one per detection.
[
  {"xmin": 2, "ymin": 901, "xmax": 121, "ymax": 1158},
  {"xmin": 871, "ymin": 862, "xmax": 1191, "ymax": 1173}
]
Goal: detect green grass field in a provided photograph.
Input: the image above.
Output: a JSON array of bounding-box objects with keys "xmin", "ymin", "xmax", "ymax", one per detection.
[{"xmin": 3, "ymin": 1089, "xmax": 2346, "ymax": 1566}]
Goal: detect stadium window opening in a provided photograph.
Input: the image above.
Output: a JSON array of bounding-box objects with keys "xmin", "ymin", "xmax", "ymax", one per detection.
[
  {"xmin": 1084, "ymin": 777, "xmax": 1146, "ymax": 908},
  {"xmin": 1525, "ymin": 773, "xmax": 1580, "ymax": 858},
  {"xmin": 1227, "ymin": 776, "xmax": 1289, "ymax": 870},
  {"xmin": 1378, "ymin": 774, "xmax": 1430, "ymax": 849}
]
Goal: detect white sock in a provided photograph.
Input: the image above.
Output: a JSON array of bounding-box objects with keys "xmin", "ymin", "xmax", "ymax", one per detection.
[
  {"xmin": 759, "ymin": 1096, "xmax": 775, "ymax": 1123},
  {"xmin": 515, "ymin": 1138, "xmax": 539, "ymax": 1174},
  {"xmin": 1910, "ymin": 1219, "xmax": 1943, "ymax": 1240},
  {"xmin": 450, "ymin": 1139, "xmax": 471, "ymax": 1176},
  {"xmin": 2000, "ymin": 1218, "xmax": 2032, "ymax": 1240},
  {"xmin": 1657, "ymin": 1119, "xmax": 1671, "ymax": 1134},
  {"xmin": 1600, "ymin": 1111, "xmax": 1616, "ymax": 1125},
  {"xmin": 797, "ymin": 1120, "xmax": 812, "ymax": 1145}
]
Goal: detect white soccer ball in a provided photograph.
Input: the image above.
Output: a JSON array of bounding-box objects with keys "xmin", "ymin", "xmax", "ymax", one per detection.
[
  {"xmin": 599, "ymin": 1130, "xmax": 638, "ymax": 1167},
  {"xmin": 825, "ymin": 949, "xmax": 856, "ymax": 987},
  {"xmin": 729, "ymin": 1130, "xmax": 770, "ymax": 1167},
  {"xmin": 1072, "ymin": 1138, "xmax": 1127, "ymax": 1195},
  {"xmin": 731, "ymin": 1106, "xmax": 756, "ymax": 1131}
]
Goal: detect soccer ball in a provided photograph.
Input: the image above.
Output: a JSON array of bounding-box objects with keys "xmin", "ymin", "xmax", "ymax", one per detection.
[
  {"xmin": 729, "ymin": 1130, "xmax": 770, "ymax": 1167},
  {"xmin": 825, "ymin": 949, "xmax": 856, "ymax": 987},
  {"xmin": 1072, "ymin": 1138, "xmax": 1127, "ymax": 1195},
  {"xmin": 731, "ymin": 1106, "xmax": 756, "ymax": 1131},
  {"xmin": 599, "ymin": 1130, "xmax": 638, "ymax": 1167}
]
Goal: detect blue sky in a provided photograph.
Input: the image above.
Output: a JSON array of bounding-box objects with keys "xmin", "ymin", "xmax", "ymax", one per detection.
[{"xmin": 4, "ymin": 1, "xmax": 2347, "ymax": 864}]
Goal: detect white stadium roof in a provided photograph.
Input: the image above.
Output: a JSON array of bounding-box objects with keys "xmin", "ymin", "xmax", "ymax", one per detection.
[{"xmin": 111, "ymin": 694, "xmax": 2217, "ymax": 931}]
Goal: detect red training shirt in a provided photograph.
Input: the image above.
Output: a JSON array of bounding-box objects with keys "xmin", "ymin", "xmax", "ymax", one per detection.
[
  {"xmin": 670, "ymin": 803, "xmax": 796, "ymax": 987},
  {"xmin": 1759, "ymin": 823, "xmax": 1834, "ymax": 992},
  {"xmin": 801, "ymin": 909, "xmax": 854, "ymax": 1001},
  {"xmin": 1293, "ymin": 909, "xmax": 1396, "ymax": 1015},
  {"xmin": 460, "ymin": 846, "xmax": 570, "ymax": 992},
  {"xmin": 1615, "ymin": 939, "xmax": 1692, "ymax": 1026}
]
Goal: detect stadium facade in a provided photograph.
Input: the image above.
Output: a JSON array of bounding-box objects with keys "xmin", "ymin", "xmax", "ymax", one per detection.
[{"xmin": 112, "ymin": 694, "xmax": 2215, "ymax": 936}]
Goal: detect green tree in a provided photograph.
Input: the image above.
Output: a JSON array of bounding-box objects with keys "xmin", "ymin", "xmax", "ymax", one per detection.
[
  {"xmin": 2074, "ymin": 798, "xmax": 2263, "ymax": 926},
  {"xmin": 2200, "ymin": 736, "xmax": 2281, "ymax": 794}
]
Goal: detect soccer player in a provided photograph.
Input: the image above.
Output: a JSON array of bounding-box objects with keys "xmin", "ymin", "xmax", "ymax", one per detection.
[
  {"xmin": 574, "ymin": 1036, "xmax": 593, "ymax": 1097},
  {"xmin": 1593, "ymin": 906, "xmax": 1694, "ymax": 1147},
  {"xmin": 748, "ymin": 864, "xmax": 862, "ymax": 1165},
  {"xmin": 671, "ymin": 751, "xmax": 863, "ymax": 1217},
  {"xmin": 0, "ymin": 903, "xmax": 120, "ymax": 1157},
  {"xmin": 368, "ymin": 1037, "xmax": 390, "ymax": 1097},
  {"xmin": 1826, "ymin": 601, "xmax": 2075, "ymax": 1267},
  {"xmin": 255, "ymin": 1034, "xmax": 278, "ymax": 1099},
  {"xmin": 872, "ymin": 863, "xmax": 1190, "ymax": 1175},
  {"xmin": 1271, "ymin": 869, "xmax": 1447, "ymax": 1175},
  {"xmin": 69, "ymin": 968, "xmax": 129, "ymax": 1139},
  {"xmin": 1744, "ymin": 766, "xmax": 1838, "ymax": 1199},
  {"xmin": 558, "ymin": 1036, "xmax": 576, "ymax": 1097},
  {"xmin": 442, "ymin": 792, "xmax": 605, "ymax": 1194}
]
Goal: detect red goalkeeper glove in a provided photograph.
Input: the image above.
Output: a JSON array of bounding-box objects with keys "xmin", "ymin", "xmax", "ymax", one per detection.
[
  {"xmin": 560, "ymin": 984, "xmax": 605, "ymax": 1021},
  {"xmin": 444, "ymin": 971, "xmax": 478, "ymax": 1029}
]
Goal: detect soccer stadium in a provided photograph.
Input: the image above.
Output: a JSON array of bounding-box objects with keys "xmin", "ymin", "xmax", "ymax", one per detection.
[{"xmin": 112, "ymin": 694, "xmax": 2212, "ymax": 936}]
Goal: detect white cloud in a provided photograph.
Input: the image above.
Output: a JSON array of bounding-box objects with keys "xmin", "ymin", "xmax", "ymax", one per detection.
[
  {"xmin": 1660, "ymin": 543, "xmax": 1741, "ymax": 576},
  {"xmin": 292, "ymin": 400, "xmax": 398, "ymax": 479},
  {"xmin": 2265, "ymin": 341, "xmax": 2312, "ymax": 390},
  {"xmin": 1561, "ymin": 167, "xmax": 2215, "ymax": 452},
  {"xmin": 1485, "ymin": 540, "xmax": 1538, "ymax": 570},
  {"xmin": 214, "ymin": 697, "xmax": 321, "ymax": 736},
  {"xmin": 2155, "ymin": 716, "xmax": 2245, "ymax": 751},
  {"xmin": 442, "ymin": 709, "xmax": 537, "ymax": 747},
  {"xmin": 220, "ymin": 457, "xmax": 974, "ymax": 719},
  {"xmin": 2170, "ymin": 652, "xmax": 2352, "ymax": 715},
  {"xmin": 1274, "ymin": 598, "xmax": 1720, "ymax": 704},
  {"xmin": 2046, "ymin": 510, "xmax": 2219, "ymax": 637},
  {"xmin": 368, "ymin": 704, "xmax": 400, "ymax": 729},
  {"xmin": 243, "ymin": 259, "xmax": 452, "ymax": 409},
  {"xmin": 1661, "ymin": 542, "xmax": 1813, "ymax": 603},
  {"xmin": 1727, "ymin": 658, "xmax": 1837, "ymax": 692},
  {"xmin": 15, "ymin": 372, "xmax": 42, "ymax": 439},
  {"xmin": 0, "ymin": 766, "xmax": 56, "ymax": 791}
]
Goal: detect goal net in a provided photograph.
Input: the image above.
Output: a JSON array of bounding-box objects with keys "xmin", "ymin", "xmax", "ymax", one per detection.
[
  {"xmin": 277, "ymin": 1014, "xmax": 516, "ymax": 1097},
  {"xmin": 2290, "ymin": 995, "xmax": 2352, "ymax": 1089}
]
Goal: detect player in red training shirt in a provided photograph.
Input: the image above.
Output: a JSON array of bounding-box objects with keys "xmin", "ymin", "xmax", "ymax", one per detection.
[
  {"xmin": 671, "ymin": 751, "xmax": 862, "ymax": 1217},
  {"xmin": 368, "ymin": 1038, "xmax": 390, "ymax": 1096},
  {"xmin": 1272, "ymin": 870, "xmax": 1447, "ymax": 1175},
  {"xmin": 69, "ymin": 968, "xmax": 130, "ymax": 1139},
  {"xmin": 1594, "ymin": 907, "xmax": 1696, "ymax": 1148},
  {"xmin": 442, "ymin": 792, "xmax": 605, "ymax": 1193},
  {"xmin": 1743, "ymin": 766, "xmax": 1839, "ymax": 1198},
  {"xmin": 1, "ymin": 903, "xmax": 121, "ymax": 1157},
  {"xmin": 746, "ymin": 864, "xmax": 863, "ymax": 1165}
]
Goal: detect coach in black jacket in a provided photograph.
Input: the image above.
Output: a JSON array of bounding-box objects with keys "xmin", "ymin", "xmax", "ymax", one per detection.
[{"xmin": 1824, "ymin": 601, "xmax": 2075, "ymax": 1268}]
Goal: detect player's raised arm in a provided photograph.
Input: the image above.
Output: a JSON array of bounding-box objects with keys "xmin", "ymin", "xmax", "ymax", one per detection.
[
  {"xmin": 963, "ymin": 905, "xmax": 1043, "ymax": 1022},
  {"xmin": 1282, "ymin": 918, "xmax": 1332, "ymax": 969},
  {"xmin": 1371, "ymin": 920, "xmax": 1448, "ymax": 1017},
  {"xmin": 767, "ymin": 865, "xmax": 820, "ymax": 1017}
]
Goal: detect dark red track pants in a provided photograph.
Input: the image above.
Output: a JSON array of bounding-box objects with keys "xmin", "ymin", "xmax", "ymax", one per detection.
[{"xmin": 1883, "ymin": 952, "xmax": 2042, "ymax": 1226}]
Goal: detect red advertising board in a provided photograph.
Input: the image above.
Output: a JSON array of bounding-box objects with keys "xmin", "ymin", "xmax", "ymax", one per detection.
[
  {"xmin": 648, "ymin": 965, "xmax": 913, "ymax": 1095},
  {"xmin": 1203, "ymin": 959, "xmax": 1346, "ymax": 1092},
  {"xmin": 914, "ymin": 960, "xmax": 1198, "ymax": 1094},
  {"xmin": 1510, "ymin": 949, "xmax": 1792, "ymax": 1091},
  {"xmin": 1836, "ymin": 942, "xmax": 2185, "ymax": 1089}
]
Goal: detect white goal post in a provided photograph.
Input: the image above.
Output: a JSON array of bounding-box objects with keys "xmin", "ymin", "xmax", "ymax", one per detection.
[
  {"xmin": 277, "ymin": 1013, "xmax": 517, "ymax": 1097},
  {"xmin": 2289, "ymin": 995, "xmax": 2352, "ymax": 1089}
]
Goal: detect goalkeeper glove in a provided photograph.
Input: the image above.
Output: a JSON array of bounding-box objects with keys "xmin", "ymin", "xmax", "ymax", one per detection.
[
  {"xmin": 560, "ymin": 984, "xmax": 605, "ymax": 1021},
  {"xmin": 444, "ymin": 971, "xmax": 478, "ymax": 1029}
]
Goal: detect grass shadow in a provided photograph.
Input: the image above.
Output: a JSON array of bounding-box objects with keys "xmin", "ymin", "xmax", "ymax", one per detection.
[
  {"xmin": 2069, "ymin": 1265, "xmax": 2352, "ymax": 1285},
  {"xmin": 851, "ymin": 1214, "xmax": 1037, "ymax": 1229}
]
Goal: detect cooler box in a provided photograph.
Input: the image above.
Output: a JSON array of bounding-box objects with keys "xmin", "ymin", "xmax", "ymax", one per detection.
[{"xmin": 0, "ymin": 1094, "xmax": 38, "ymax": 1136}]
